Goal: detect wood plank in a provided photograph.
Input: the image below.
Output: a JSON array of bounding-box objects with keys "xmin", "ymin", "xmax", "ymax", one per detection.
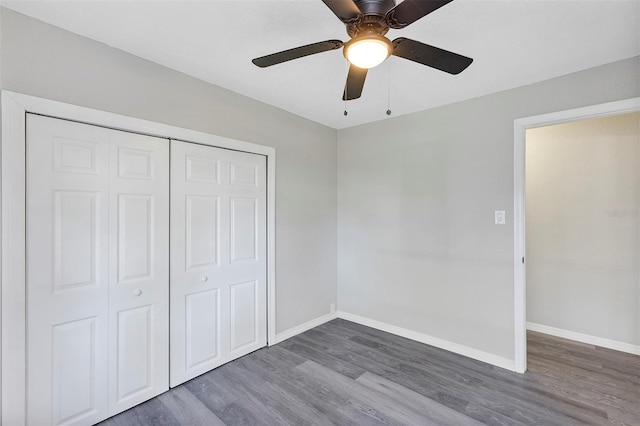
[
  {"xmin": 156, "ymin": 386, "xmax": 226, "ymax": 425},
  {"xmin": 297, "ymin": 359, "xmax": 461, "ymax": 426},
  {"xmin": 356, "ymin": 372, "xmax": 484, "ymax": 426}
]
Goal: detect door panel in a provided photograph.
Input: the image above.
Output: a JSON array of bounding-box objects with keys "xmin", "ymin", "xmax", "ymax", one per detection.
[
  {"xmin": 117, "ymin": 194, "xmax": 153, "ymax": 282},
  {"xmin": 117, "ymin": 147, "xmax": 155, "ymax": 180},
  {"xmin": 170, "ymin": 141, "xmax": 267, "ymax": 387},
  {"xmin": 53, "ymin": 137, "xmax": 100, "ymax": 175},
  {"xmin": 27, "ymin": 115, "xmax": 169, "ymax": 425},
  {"xmin": 27, "ymin": 116, "xmax": 110, "ymax": 426},
  {"xmin": 116, "ymin": 305, "xmax": 153, "ymax": 401},
  {"xmin": 186, "ymin": 155, "xmax": 220, "ymax": 183},
  {"xmin": 52, "ymin": 317, "xmax": 99, "ymax": 425},
  {"xmin": 53, "ymin": 191, "xmax": 100, "ymax": 290},
  {"xmin": 229, "ymin": 162, "xmax": 258, "ymax": 187},
  {"xmin": 185, "ymin": 289, "xmax": 221, "ymax": 369},
  {"xmin": 229, "ymin": 280, "xmax": 258, "ymax": 351},
  {"xmin": 230, "ymin": 198, "xmax": 258, "ymax": 263},
  {"xmin": 108, "ymin": 130, "xmax": 169, "ymax": 416},
  {"xmin": 186, "ymin": 195, "xmax": 219, "ymax": 268}
]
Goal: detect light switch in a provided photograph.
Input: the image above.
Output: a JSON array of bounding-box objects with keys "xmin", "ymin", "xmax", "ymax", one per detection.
[{"xmin": 495, "ymin": 210, "xmax": 506, "ymax": 225}]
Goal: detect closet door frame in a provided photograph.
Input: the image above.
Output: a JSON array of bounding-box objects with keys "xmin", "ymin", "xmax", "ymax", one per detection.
[{"xmin": 0, "ymin": 90, "xmax": 277, "ymax": 425}]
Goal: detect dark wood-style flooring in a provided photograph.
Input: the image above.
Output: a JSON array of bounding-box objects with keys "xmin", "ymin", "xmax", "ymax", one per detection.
[{"xmin": 101, "ymin": 319, "xmax": 640, "ymax": 425}]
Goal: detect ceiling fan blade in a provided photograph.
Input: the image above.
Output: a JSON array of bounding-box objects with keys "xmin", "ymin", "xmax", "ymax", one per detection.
[
  {"xmin": 322, "ymin": 0, "xmax": 361, "ymax": 23},
  {"xmin": 386, "ymin": 0, "xmax": 454, "ymax": 29},
  {"xmin": 343, "ymin": 64, "xmax": 368, "ymax": 101},
  {"xmin": 252, "ymin": 40, "xmax": 343, "ymax": 68},
  {"xmin": 392, "ymin": 37, "xmax": 472, "ymax": 74}
]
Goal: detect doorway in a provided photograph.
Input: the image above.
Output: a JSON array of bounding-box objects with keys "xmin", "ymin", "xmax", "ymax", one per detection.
[
  {"xmin": 525, "ymin": 112, "xmax": 639, "ymax": 361},
  {"xmin": 513, "ymin": 97, "xmax": 640, "ymax": 372}
]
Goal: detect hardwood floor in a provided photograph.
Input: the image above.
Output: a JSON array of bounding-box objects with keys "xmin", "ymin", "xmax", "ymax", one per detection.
[{"xmin": 101, "ymin": 319, "xmax": 640, "ymax": 425}]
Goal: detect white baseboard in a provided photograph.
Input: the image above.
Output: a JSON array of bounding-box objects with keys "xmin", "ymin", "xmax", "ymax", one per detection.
[
  {"xmin": 271, "ymin": 311, "xmax": 338, "ymax": 345},
  {"xmin": 527, "ymin": 322, "xmax": 640, "ymax": 355},
  {"xmin": 337, "ymin": 311, "xmax": 516, "ymax": 372}
]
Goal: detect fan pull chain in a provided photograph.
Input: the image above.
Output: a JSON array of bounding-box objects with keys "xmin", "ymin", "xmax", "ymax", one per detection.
[
  {"xmin": 344, "ymin": 60, "xmax": 349, "ymax": 116},
  {"xmin": 386, "ymin": 58, "xmax": 392, "ymax": 116}
]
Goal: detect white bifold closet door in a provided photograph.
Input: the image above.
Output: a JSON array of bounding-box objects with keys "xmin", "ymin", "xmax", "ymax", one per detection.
[
  {"xmin": 26, "ymin": 115, "xmax": 169, "ymax": 425},
  {"xmin": 170, "ymin": 140, "xmax": 267, "ymax": 387}
]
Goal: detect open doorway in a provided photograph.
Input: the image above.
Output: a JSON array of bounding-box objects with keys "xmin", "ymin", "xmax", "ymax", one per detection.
[
  {"xmin": 513, "ymin": 98, "xmax": 640, "ymax": 373},
  {"xmin": 525, "ymin": 111, "xmax": 639, "ymax": 359}
]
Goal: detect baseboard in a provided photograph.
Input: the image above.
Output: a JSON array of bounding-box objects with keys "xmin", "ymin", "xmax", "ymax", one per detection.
[
  {"xmin": 527, "ymin": 322, "xmax": 640, "ymax": 355},
  {"xmin": 271, "ymin": 311, "xmax": 338, "ymax": 345},
  {"xmin": 337, "ymin": 311, "xmax": 516, "ymax": 372}
]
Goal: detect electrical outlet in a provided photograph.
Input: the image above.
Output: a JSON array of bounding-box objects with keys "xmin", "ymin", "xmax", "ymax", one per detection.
[
  {"xmin": 330, "ymin": 303, "xmax": 336, "ymax": 313},
  {"xmin": 495, "ymin": 210, "xmax": 506, "ymax": 225}
]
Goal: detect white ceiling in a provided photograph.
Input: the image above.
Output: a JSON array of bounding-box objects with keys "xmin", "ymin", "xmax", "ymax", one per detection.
[{"xmin": 3, "ymin": 0, "xmax": 639, "ymax": 129}]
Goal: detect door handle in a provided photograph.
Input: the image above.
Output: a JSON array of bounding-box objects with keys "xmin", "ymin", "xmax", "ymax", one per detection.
[
  {"xmin": 133, "ymin": 289, "xmax": 142, "ymax": 297},
  {"xmin": 201, "ymin": 276, "xmax": 209, "ymax": 282}
]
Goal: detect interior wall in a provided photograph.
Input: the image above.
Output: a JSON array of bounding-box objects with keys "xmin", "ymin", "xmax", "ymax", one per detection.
[
  {"xmin": 0, "ymin": 7, "xmax": 338, "ymax": 335},
  {"xmin": 337, "ymin": 55, "xmax": 640, "ymax": 361},
  {"xmin": 526, "ymin": 112, "xmax": 640, "ymax": 346}
]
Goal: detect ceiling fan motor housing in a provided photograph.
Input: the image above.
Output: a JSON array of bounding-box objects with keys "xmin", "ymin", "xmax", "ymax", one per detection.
[
  {"xmin": 347, "ymin": 0, "xmax": 395, "ymax": 38},
  {"xmin": 353, "ymin": 0, "xmax": 396, "ymax": 17},
  {"xmin": 347, "ymin": 15, "xmax": 389, "ymax": 38}
]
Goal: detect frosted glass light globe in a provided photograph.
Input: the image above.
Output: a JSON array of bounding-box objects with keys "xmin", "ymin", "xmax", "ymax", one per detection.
[{"xmin": 345, "ymin": 36, "xmax": 392, "ymax": 69}]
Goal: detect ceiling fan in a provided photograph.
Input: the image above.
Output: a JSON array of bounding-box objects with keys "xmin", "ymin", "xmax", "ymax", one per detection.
[{"xmin": 252, "ymin": 0, "xmax": 473, "ymax": 101}]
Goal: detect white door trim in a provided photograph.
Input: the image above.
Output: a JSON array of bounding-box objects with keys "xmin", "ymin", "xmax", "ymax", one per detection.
[
  {"xmin": 0, "ymin": 90, "xmax": 277, "ymax": 424},
  {"xmin": 513, "ymin": 96, "xmax": 640, "ymax": 374}
]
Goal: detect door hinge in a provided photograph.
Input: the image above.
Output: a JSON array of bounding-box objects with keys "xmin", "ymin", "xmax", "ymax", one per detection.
[{"xmin": 522, "ymin": 257, "xmax": 525, "ymax": 264}]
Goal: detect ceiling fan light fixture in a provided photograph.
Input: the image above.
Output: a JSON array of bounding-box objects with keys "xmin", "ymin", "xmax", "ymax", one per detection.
[
  {"xmin": 252, "ymin": 0, "xmax": 472, "ymax": 101},
  {"xmin": 344, "ymin": 34, "xmax": 392, "ymax": 69}
]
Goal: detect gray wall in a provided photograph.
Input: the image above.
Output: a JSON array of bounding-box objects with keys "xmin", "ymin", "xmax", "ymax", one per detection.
[
  {"xmin": 0, "ymin": 7, "xmax": 338, "ymax": 335},
  {"xmin": 338, "ymin": 56, "xmax": 640, "ymax": 360},
  {"xmin": 526, "ymin": 113, "xmax": 639, "ymax": 346}
]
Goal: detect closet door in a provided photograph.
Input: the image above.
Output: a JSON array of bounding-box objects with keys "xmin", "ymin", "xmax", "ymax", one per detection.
[
  {"xmin": 27, "ymin": 115, "xmax": 110, "ymax": 426},
  {"xmin": 107, "ymin": 129, "xmax": 170, "ymax": 415},
  {"xmin": 170, "ymin": 141, "xmax": 267, "ymax": 387},
  {"xmin": 26, "ymin": 115, "xmax": 169, "ymax": 425}
]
